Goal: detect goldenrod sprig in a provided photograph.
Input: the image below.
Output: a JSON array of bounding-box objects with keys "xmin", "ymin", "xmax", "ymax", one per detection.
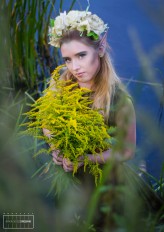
[{"xmin": 24, "ymin": 65, "xmax": 113, "ymax": 184}]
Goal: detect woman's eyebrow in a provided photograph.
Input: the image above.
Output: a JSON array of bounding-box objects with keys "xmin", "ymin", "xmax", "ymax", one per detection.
[
  {"xmin": 75, "ymin": 51, "xmax": 87, "ymax": 56},
  {"xmin": 62, "ymin": 56, "xmax": 70, "ymax": 60},
  {"xmin": 62, "ymin": 51, "xmax": 87, "ymax": 59}
]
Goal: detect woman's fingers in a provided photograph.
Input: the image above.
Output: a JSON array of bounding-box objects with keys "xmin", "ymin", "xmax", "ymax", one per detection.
[
  {"xmin": 52, "ymin": 152, "xmax": 84, "ymax": 171},
  {"xmin": 52, "ymin": 157, "xmax": 63, "ymax": 165},
  {"xmin": 63, "ymin": 158, "xmax": 74, "ymax": 172},
  {"xmin": 78, "ymin": 161, "xmax": 84, "ymax": 168},
  {"xmin": 52, "ymin": 150, "xmax": 63, "ymax": 165}
]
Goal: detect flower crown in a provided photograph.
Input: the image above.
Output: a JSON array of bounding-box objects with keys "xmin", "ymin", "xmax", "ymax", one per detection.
[{"xmin": 48, "ymin": 10, "xmax": 108, "ymax": 47}]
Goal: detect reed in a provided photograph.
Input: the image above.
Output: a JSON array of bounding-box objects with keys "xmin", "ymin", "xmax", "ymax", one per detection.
[{"xmin": 2, "ymin": 0, "xmax": 76, "ymax": 93}]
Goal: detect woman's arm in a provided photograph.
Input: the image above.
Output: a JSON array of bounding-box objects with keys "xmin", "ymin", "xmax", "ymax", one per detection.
[
  {"xmin": 88, "ymin": 97, "xmax": 136, "ymax": 163},
  {"xmin": 115, "ymin": 97, "xmax": 136, "ymax": 160}
]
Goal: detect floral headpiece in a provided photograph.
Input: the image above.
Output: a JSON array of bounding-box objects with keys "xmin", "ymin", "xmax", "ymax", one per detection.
[{"xmin": 48, "ymin": 10, "xmax": 108, "ymax": 47}]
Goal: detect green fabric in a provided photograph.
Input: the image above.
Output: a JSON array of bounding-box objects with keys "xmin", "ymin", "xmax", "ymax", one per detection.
[{"xmin": 108, "ymin": 84, "xmax": 131, "ymax": 127}]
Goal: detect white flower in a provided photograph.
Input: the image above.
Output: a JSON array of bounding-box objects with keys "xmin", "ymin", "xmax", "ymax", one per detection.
[
  {"xmin": 54, "ymin": 12, "xmax": 67, "ymax": 35},
  {"xmin": 49, "ymin": 10, "xmax": 108, "ymax": 47},
  {"xmin": 77, "ymin": 20, "xmax": 90, "ymax": 33},
  {"xmin": 48, "ymin": 26, "xmax": 53, "ymax": 35},
  {"xmin": 66, "ymin": 10, "xmax": 79, "ymax": 26},
  {"xmin": 89, "ymin": 14, "xmax": 107, "ymax": 35},
  {"xmin": 79, "ymin": 11, "xmax": 91, "ymax": 19},
  {"xmin": 49, "ymin": 38, "xmax": 60, "ymax": 48}
]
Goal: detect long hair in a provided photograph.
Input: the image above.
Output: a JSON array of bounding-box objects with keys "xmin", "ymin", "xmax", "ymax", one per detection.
[{"xmin": 59, "ymin": 30, "xmax": 120, "ymax": 123}]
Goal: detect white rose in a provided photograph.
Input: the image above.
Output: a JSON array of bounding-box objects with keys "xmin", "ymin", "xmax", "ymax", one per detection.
[
  {"xmin": 48, "ymin": 26, "xmax": 53, "ymax": 35},
  {"xmin": 51, "ymin": 25, "xmax": 62, "ymax": 37},
  {"xmin": 55, "ymin": 29, "xmax": 63, "ymax": 36},
  {"xmin": 66, "ymin": 11, "xmax": 79, "ymax": 27},
  {"xmin": 78, "ymin": 11, "xmax": 91, "ymax": 19},
  {"xmin": 55, "ymin": 12, "xmax": 67, "ymax": 33},
  {"xmin": 49, "ymin": 37, "xmax": 60, "ymax": 47},
  {"xmin": 89, "ymin": 14, "xmax": 106, "ymax": 35},
  {"xmin": 77, "ymin": 20, "xmax": 90, "ymax": 33}
]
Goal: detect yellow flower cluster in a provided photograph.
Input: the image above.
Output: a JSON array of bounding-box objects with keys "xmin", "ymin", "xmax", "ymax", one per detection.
[{"xmin": 24, "ymin": 65, "xmax": 112, "ymax": 184}]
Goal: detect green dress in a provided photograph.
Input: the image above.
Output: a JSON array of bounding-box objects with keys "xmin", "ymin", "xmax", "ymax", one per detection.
[
  {"xmin": 51, "ymin": 81, "xmax": 163, "ymax": 231},
  {"xmin": 67, "ymin": 84, "xmax": 164, "ymax": 231}
]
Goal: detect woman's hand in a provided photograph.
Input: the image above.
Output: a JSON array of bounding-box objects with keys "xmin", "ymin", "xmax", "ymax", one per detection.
[
  {"xmin": 63, "ymin": 157, "xmax": 84, "ymax": 172},
  {"xmin": 52, "ymin": 151, "xmax": 84, "ymax": 172},
  {"xmin": 62, "ymin": 158, "xmax": 74, "ymax": 172},
  {"xmin": 52, "ymin": 150, "xmax": 63, "ymax": 165}
]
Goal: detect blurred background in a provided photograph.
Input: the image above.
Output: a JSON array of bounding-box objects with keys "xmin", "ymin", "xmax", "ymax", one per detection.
[{"xmin": 0, "ymin": 0, "xmax": 163, "ymax": 231}]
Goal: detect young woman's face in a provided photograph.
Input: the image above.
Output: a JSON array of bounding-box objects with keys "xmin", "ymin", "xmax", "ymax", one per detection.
[{"xmin": 61, "ymin": 40, "xmax": 100, "ymax": 89}]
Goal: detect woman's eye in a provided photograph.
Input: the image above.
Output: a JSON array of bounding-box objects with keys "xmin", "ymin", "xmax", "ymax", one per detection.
[
  {"xmin": 79, "ymin": 53, "xmax": 86, "ymax": 59},
  {"xmin": 64, "ymin": 58, "xmax": 71, "ymax": 63}
]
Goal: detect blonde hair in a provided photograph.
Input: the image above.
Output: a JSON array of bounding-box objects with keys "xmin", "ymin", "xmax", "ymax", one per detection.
[{"xmin": 59, "ymin": 30, "xmax": 120, "ymax": 123}]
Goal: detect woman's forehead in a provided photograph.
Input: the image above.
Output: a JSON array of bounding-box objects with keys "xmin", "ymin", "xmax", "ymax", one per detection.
[{"xmin": 61, "ymin": 40, "xmax": 95, "ymax": 55}]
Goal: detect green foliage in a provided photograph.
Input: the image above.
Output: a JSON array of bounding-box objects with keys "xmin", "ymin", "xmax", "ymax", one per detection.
[
  {"xmin": 1, "ymin": 0, "xmax": 77, "ymax": 92},
  {"xmin": 87, "ymin": 31, "xmax": 99, "ymax": 40},
  {"xmin": 23, "ymin": 65, "xmax": 113, "ymax": 184},
  {"xmin": 50, "ymin": 18, "xmax": 55, "ymax": 27},
  {"xmin": 138, "ymin": 163, "xmax": 164, "ymax": 201},
  {"xmin": 46, "ymin": 162, "xmax": 80, "ymax": 197}
]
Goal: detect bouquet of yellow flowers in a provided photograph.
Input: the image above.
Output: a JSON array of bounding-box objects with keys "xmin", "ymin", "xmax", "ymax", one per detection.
[{"xmin": 24, "ymin": 65, "xmax": 113, "ymax": 184}]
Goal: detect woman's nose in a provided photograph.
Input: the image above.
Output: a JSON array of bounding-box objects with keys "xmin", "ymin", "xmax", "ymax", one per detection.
[{"xmin": 72, "ymin": 60, "xmax": 80, "ymax": 71}]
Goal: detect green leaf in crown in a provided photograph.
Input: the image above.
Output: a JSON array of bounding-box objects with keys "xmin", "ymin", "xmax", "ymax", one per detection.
[{"xmin": 87, "ymin": 31, "xmax": 99, "ymax": 40}]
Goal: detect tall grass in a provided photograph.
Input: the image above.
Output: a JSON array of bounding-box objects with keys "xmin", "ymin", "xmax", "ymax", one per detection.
[
  {"xmin": 0, "ymin": 1, "xmax": 78, "ymax": 231},
  {"xmin": 1, "ymin": 0, "xmax": 76, "ymax": 94}
]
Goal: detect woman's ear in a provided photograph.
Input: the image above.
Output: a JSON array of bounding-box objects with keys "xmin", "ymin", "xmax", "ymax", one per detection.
[{"xmin": 99, "ymin": 30, "xmax": 108, "ymax": 57}]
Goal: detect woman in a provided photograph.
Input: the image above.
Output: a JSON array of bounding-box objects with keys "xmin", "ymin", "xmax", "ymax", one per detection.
[
  {"xmin": 45, "ymin": 10, "xmax": 136, "ymax": 169},
  {"xmin": 43, "ymin": 10, "xmax": 162, "ymax": 231}
]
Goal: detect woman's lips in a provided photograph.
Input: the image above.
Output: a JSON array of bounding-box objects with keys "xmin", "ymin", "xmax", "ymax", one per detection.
[{"xmin": 76, "ymin": 72, "xmax": 85, "ymax": 77}]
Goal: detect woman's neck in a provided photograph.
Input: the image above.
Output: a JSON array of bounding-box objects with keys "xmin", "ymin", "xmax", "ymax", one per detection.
[{"xmin": 78, "ymin": 81, "xmax": 93, "ymax": 89}]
